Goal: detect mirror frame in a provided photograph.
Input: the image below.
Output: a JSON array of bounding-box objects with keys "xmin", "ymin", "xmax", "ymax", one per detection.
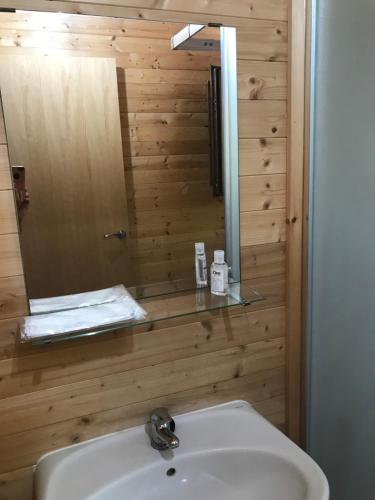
[{"xmin": 221, "ymin": 26, "xmax": 240, "ymax": 283}]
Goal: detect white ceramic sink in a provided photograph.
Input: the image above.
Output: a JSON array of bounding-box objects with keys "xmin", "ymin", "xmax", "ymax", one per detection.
[{"xmin": 35, "ymin": 401, "xmax": 329, "ymax": 500}]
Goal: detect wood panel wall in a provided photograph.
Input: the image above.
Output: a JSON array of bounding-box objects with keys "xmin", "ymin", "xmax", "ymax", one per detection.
[
  {"xmin": 0, "ymin": 3, "xmax": 290, "ymax": 499},
  {"xmin": 118, "ymin": 27, "xmax": 223, "ymax": 289},
  {"xmin": 0, "ymin": 14, "xmax": 224, "ymax": 293}
]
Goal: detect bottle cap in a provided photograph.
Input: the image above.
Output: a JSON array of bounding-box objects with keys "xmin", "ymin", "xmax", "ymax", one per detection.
[
  {"xmin": 214, "ymin": 250, "xmax": 225, "ymax": 264},
  {"xmin": 195, "ymin": 242, "xmax": 205, "ymax": 254}
]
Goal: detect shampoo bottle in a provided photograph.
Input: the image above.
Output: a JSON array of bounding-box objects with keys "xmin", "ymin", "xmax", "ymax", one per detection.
[
  {"xmin": 210, "ymin": 250, "xmax": 228, "ymax": 296},
  {"xmin": 195, "ymin": 242, "xmax": 208, "ymax": 288}
]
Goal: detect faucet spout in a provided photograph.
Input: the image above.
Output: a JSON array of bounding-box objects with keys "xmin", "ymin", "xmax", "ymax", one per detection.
[
  {"xmin": 149, "ymin": 408, "xmax": 180, "ymax": 451},
  {"xmin": 154, "ymin": 425, "xmax": 179, "ymax": 450}
]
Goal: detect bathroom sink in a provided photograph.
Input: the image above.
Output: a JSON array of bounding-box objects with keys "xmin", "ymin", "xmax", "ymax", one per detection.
[{"xmin": 35, "ymin": 401, "xmax": 329, "ymax": 500}]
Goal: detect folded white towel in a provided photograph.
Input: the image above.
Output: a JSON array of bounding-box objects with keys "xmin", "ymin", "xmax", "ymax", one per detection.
[
  {"xmin": 29, "ymin": 284, "xmax": 131, "ymax": 314},
  {"xmin": 21, "ymin": 288, "xmax": 147, "ymax": 340}
]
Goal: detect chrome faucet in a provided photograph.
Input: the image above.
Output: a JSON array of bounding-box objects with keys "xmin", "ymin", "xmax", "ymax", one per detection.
[{"xmin": 149, "ymin": 408, "xmax": 180, "ymax": 450}]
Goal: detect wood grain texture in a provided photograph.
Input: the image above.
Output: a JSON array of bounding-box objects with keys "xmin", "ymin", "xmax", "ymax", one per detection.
[
  {"xmin": 122, "ymin": 68, "xmax": 210, "ymax": 84},
  {"xmin": 239, "ymin": 138, "xmax": 287, "ymax": 175},
  {"xmin": 0, "ymin": 17, "xmax": 222, "ymax": 292},
  {"xmin": 0, "ymin": 13, "xmax": 182, "ymax": 37},
  {"xmin": 241, "ymin": 209, "xmax": 287, "ymax": 246},
  {"xmin": 0, "ymin": 373, "xmax": 285, "ymax": 482},
  {"xmin": 237, "ymin": 60, "xmax": 287, "ymax": 100},
  {"xmin": 0, "ymin": 317, "xmax": 23, "ymax": 359},
  {"xmin": 0, "ymin": 368, "xmax": 286, "ymax": 473},
  {"xmin": 241, "ymin": 242, "xmax": 286, "ymax": 280},
  {"xmin": 237, "ymin": 22, "xmax": 287, "ymax": 62},
  {"xmin": 0, "ymin": 6, "xmax": 292, "ymax": 498},
  {"xmin": 119, "ymin": 82, "xmax": 209, "ymax": 99},
  {"xmin": 239, "ymin": 100, "xmax": 287, "ymax": 138},
  {"xmin": 0, "ymin": 144, "xmax": 11, "ymax": 189},
  {"xmin": 0, "ymin": 18, "xmax": 220, "ymax": 296},
  {"xmin": 125, "ymin": 113, "xmax": 208, "ymax": 127},
  {"xmin": 240, "ymin": 209, "xmax": 286, "ymax": 246},
  {"xmin": 5, "ymin": 0, "xmax": 287, "ymax": 22},
  {"xmin": 240, "ymin": 174, "xmax": 286, "ymax": 212},
  {"xmin": 246, "ymin": 274, "xmax": 286, "ymax": 309},
  {"xmin": 0, "ymin": 234, "xmax": 24, "ymax": 278},
  {"xmin": 0, "ymin": 275, "xmax": 28, "ymax": 319},
  {"xmin": 115, "ymin": 37, "xmax": 223, "ymax": 287},
  {"xmin": 0, "ymin": 339, "xmax": 285, "ymax": 470},
  {"xmin": 286, "ymin": 0, "xmax": 306, "ymax": 444},
  {"xmin": 0, "ymin": 45, "xmax": 219, "ymax": 70},
  {"xmin": 122, "ymin": 99, "xmax": 208, "ymax": 112},
  {"xmin": 0, "ymin": 189, "xmax": 17, "ymax": 234},
  {"xmin": 0, "ymin": 306, "xmax": 286, "ymax": 397},
  {"xmin": 123, "ymin": 139, "xmax": 209, "ymax": 157},
  {"xmin": 0, "ymin": 466, "xmax": 34, "ymax": 500},
  {"xmin": 0, "ymin": 56, "xmax": 131, "ymax": 298}
]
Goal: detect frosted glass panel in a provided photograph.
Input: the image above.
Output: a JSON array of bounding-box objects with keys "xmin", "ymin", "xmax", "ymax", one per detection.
[{"xmin": 308, "ymin": 1, "xmax": 375, "ymax": 499}]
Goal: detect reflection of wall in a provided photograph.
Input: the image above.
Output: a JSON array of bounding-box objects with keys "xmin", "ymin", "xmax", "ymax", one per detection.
[
  {"xmin": 0, "ymin": 7, "xmax": 287, "ymax": 499},
  {"xmin": 116, "ymin": 35, "xmax": 224, "ymax": 290},
  {"xmin": 0, "ymin": 14, "xmax": 224, "ymax": 293}
]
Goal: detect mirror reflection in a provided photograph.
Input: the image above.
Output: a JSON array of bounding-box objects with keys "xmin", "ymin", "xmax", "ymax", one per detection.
[{"xmin": 0, "ymin": 13, "xmax": 241, "ymax": 341}]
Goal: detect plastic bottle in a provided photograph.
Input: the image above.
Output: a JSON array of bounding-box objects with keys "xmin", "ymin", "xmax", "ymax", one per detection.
[
  {"xmin": 195, "ymin": 242, "xmax": 208, "ymax": 288},
  {"xmin": 210, "ymin": 250, "xmax": 229, "ymax": 296}
]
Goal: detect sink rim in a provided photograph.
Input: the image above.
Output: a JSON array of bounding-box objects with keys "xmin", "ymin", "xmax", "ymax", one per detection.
[
  {"xmin": 35, "ymin": 400, "xmax": 330, "ymax": 500},
  {"xmin": 93, "ymin": 446, "xmax": 312, "ymax": 500}
]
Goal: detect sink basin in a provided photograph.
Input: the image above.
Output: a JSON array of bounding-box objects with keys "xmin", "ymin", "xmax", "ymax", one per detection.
[{"xmin": 35, "ymin": 401, "xmax": 329, "ymax": 500}]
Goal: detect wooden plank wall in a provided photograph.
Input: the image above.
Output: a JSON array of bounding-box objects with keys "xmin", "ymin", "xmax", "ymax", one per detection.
[
  {"xmin": 0, "ymin": 3, "xmax": 288, "ymax": 499},
  {"xmin": 118, "ymin": 24, "xmax": 224, "ymax": 288},
  {"xmin": 0, "ymin": 13, "xmax": 224, "ymax": 291}
]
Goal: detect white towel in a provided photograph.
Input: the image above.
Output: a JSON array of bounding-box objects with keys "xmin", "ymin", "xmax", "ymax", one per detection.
[
  {"xmin": 29, "ymin": 284, "xmax": 131, "ymax": 314},
  {"xmin": 21, "ymin": 288, "xmax": 146, "ymax": 340}
]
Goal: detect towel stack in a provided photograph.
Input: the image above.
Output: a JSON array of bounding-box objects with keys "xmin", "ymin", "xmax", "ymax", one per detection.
[{"xmin": 21, "ymin": 285, "xmax": 146, "ymax": 341}]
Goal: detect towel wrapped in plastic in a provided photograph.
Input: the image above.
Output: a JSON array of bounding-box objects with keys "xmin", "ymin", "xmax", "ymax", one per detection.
[
  {"xmin": 29, "ymin": 284, "xmax": 131, "ymax": 314},
  {"xmin": 21, "ymin": 286, "xmax": 146, "ymax": 340}
]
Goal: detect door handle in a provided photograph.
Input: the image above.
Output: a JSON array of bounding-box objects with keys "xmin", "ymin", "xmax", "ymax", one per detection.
[{"xmin": 103, "ymin": 229, "xmax": 127, "ymax": 240}]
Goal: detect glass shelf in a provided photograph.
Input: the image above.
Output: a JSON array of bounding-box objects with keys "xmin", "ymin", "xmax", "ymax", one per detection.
[{"xmin": 22, "ymin": 283, "xmax": 265, "ymax": 345}]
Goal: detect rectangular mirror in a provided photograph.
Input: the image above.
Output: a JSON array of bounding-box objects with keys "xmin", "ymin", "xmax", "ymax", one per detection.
[{"xmin": 0, "ymin": 12, "xmax": 250, "ymax": 343}]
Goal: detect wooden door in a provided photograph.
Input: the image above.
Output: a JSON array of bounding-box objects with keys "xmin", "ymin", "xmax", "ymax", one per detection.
[{"xmin": 0, "ymin": 56, "xmax": 131, "ymax": 299}]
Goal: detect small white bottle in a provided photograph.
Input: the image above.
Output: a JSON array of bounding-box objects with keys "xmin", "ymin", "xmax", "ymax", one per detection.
[
  {"xmin": 210, "ymin": 250, "xmax": 229, "ymax": 296},
  {"xmin": 195, "ymin": 242, "xmax": 208, "ymax": 288}
]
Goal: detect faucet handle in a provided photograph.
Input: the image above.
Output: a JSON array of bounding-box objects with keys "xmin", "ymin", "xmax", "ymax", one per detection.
[
  {"xmin": 149, "ymin": 407, "xmax": 179, "ymax": 450},
  {"xmin": 150, "ymin": 407, "xmax": 175, "ymax": 429}
]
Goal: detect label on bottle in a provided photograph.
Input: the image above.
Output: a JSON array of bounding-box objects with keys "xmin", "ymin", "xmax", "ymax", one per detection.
[
  {"xmin": 195, "ymin": 255, "xmax": 207, "ymax": 287},
  {"xmin": 211, "ymin": 268, "xmax": 225, "ymax": 293}
]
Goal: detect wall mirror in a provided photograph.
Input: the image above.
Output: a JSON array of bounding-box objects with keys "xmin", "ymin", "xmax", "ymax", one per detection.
[{"xmin": 0, "ymin": 11, "xmax": 262, "ymax": 343}]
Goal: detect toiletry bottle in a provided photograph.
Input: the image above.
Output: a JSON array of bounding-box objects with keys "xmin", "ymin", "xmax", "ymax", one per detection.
[
  {"xmin": 210, "ymin": 250, "xmax": 229, "ymax": 296},
  {"xmin": 195, "ymin": 242, "xmax": 208, "ymax": 288}
]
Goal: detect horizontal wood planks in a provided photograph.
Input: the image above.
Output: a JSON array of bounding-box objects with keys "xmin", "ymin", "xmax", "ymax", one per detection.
[
  {"xmin": 0, "ymin": 3, "xmax": 289, "ymax": 498},
  {"xmin": 0, "ymin": 466, "xmax": 35, "ymax": 500},
  {"xmin": 115, "ymin": 33, "xmax": 223, "ymax": 286},
  {"xmin": 239, "ymin": 100, "xmax": 287, "ymax": 138},
  {"xmin": 0, "ymin": 306, "xmax": 285, "ymax": 396},
  {"xmin": 237, "ymin": 60, "xmax": 287, "ymax": 100},
  {"xmin": 0, "ymin": 363, "xmax": 286, "ymax": 473},
  {"xmin": 240, "ymin": 174, "xmax": 286, "ymax": 211},
  {"xmin": 0, "ymin": 15, "xmax": 224, "ymax": 289},
  {"xmin": 241, "ymin": 242, "xmax": 286, "ymax": 280},
  {"xmin": 0, "ymin": 99, "xmax": 28, "ymax": 326},
  {"xmin": 56, "ymin": 0, "xmax": 288, "ymax": 22},
  {"xmin": 239, "ymin": 138, "xmax": 287, "ymax": 175}
]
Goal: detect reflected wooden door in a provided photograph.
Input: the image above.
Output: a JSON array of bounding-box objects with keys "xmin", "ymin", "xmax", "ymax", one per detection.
[{"xmin": 0, "ymin": 56, "xmax": 131, "ymax": 298}]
